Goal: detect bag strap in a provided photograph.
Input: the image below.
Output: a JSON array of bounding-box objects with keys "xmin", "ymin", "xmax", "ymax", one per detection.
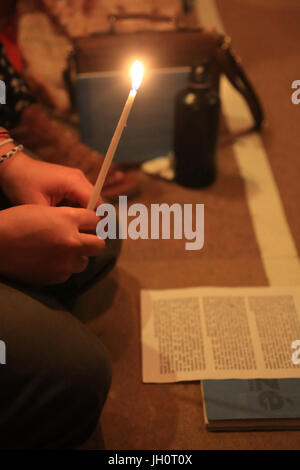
[{"xmin": 215, "ymin": 35, "xmax": 264, "ymax": 131}]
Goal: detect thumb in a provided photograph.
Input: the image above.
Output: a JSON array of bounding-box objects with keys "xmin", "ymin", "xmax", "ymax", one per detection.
[
  {"xmin": 64, "ymin": 181, "xmax": 95, "ymax": 208},
  {"xmin": 66, "ymin": 188, "xmax": 103, "ymax": 210}
]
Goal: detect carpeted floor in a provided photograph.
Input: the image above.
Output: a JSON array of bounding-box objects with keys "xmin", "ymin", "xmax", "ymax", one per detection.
[{"xmin": 72, "ymin": 0, "xmax": 300, "ymax": 449}]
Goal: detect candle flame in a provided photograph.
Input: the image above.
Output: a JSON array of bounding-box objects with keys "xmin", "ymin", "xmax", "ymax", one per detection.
[{"xmin": 131, "ymin": 60, "xmax": 144, "ymax": 91}]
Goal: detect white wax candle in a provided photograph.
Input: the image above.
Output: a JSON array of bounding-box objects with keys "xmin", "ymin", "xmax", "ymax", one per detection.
[
  {"xmin": 87, "ymin": 88, "xmax": 136, "ymax": 211},
  {"xmin": 87, "ymin": 60, "xmax": 144, "ymax": 211}
]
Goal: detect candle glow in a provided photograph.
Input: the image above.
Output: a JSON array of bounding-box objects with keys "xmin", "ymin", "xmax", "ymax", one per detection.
[{"xmin": 131, "ymin": 60, "xmax": 144, "ymax": 91}]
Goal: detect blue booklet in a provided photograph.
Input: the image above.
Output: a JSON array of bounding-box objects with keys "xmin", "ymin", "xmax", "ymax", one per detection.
[
  {"xmin": 202, "ymin": 379, "xmax": 300, "ymax": 431},
  {"xmin": 75, "ymin": 67, "xmax": 189, "ymax": 163}
]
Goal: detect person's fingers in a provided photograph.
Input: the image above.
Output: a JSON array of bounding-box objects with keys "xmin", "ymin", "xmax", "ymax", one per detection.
[
  {"xmin": 64, "ymin": 175, "xmax": 95, "ymax": 208},
  {"xmin": 78, "ymin": 233, "xmax": 105, "ymax": 257},
  {"xmin": 71, "ymin": 208, "xmax": 100, "ymax": 232},
  {"xmin": 72, "ymin": 255, "xmax": 89, "ymax": 274},
  {"xmin": 21, "ymin": 191, "xmax": 50, "ymax": 206},
  {"xmin": 95, "ymin": 196, "xmax": 103, "ymax": 209}
]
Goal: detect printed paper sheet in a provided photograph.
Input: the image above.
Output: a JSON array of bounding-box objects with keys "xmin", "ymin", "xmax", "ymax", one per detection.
[{"xmin": 141, "ymin": 286, "xmax": 300, "ymax": 382}]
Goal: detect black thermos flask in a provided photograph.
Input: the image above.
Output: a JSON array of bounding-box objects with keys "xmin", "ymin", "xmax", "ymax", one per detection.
[{"xmin": 174, "ymin": 62, "xmax": 220, "ymax": 188}]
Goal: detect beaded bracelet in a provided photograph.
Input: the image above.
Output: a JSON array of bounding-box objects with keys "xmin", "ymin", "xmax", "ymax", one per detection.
[{"xmin": 0, "ymin": 144, "xmax": 24, "ymax": 164}]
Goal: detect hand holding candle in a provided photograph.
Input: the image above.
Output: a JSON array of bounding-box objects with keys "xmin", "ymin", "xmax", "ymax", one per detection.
[{"xmin": 87, "ymin": 60, "xmax": 144, "ymax": 211}]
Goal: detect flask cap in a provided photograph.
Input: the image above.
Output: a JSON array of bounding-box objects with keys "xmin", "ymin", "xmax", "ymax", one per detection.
[{"xmin": 188, "ymin": 61, "xmax": 212, "ymax": 89}]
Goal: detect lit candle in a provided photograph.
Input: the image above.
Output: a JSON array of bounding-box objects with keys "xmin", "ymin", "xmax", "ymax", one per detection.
[{"xmin": 87, "ymin": 60, "xmax": 144, "ymax": 211}]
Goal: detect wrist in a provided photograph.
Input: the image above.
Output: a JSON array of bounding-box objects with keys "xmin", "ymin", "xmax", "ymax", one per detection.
[
  {"xmin": 0, "ymin": 141, "xmax": 16, "ymax": 181},
  {"xmin": 0, "ymin": 150, "xmax": 28, "ymax": 188},
  {"xmin": 0, "ymin": 127, "xmax": 25, "ymax": 184}
]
